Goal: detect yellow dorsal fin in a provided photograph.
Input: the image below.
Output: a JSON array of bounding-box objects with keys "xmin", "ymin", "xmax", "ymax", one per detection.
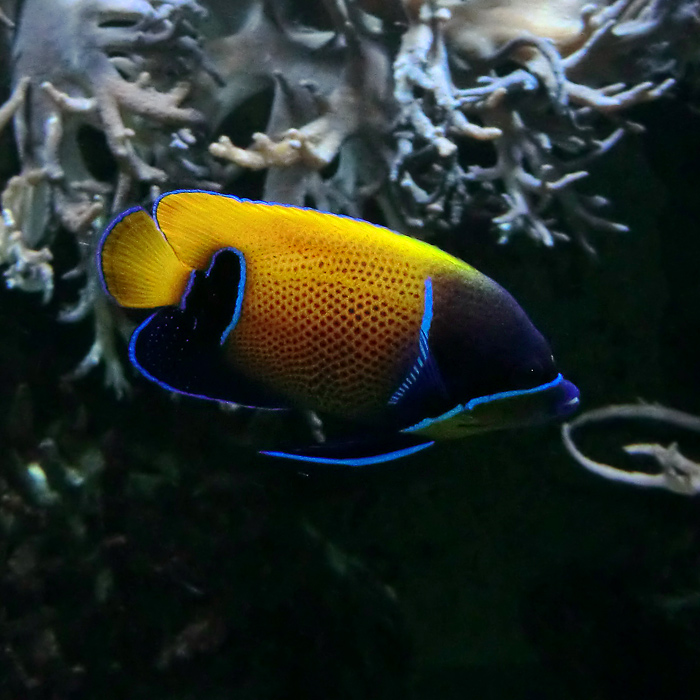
[
  {"xmin": 99, "ymin": 208, "xmax": 192, "ymax": 309},
  {"xmin": 153, "ymin": 190, "xmax": 463, "ymax": 271},
  {"xmin": 154, "ymin": 191, "xmax": 315, "ymax": 268}
]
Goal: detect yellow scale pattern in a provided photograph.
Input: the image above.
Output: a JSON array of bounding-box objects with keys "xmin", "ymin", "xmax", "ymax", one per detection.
[
  {"xmin": 153, "ymin": 192, "xmax": 476, "ymax": 418},
  {"xmin": 232, "ymin": 246, "xmax": 425, "ymax": 417}
]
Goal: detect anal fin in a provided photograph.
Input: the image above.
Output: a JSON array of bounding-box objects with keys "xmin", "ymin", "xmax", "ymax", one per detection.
[{"xmin": 260, "ymin": 433, "xmax": 434, "ymax": 467}]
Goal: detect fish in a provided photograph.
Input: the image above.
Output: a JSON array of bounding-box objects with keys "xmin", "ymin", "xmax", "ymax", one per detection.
[{"xmin": 97, "ymin": 190, "xmax": 580, "ymax": 466}]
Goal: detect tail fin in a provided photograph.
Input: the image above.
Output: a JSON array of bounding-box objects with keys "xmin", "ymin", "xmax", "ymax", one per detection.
[{"xmin": 98, "ymin": 207, "xmax": 191, "ymax": 309}]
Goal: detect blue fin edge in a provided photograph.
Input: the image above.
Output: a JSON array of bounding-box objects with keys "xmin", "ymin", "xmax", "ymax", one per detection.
[
  {"xmin": 127, "ymin": 312, "xmax": 286, "ymax": 411},
  {"xmin": 218, "ymin": 249, "xmax": 245, "ymax": 344},
  {"xmin": 199, "ymin": 246, "xmax": 246, "ymax": 345},
  {"xmin": 177, "ymin": 247, "xmax": 246, "ymax": 343},
  {"xmin": 260, "ymin": 440, "xmax": 435, "ymax": 467},
  {"xmin": 389, "ymin": 277, "xmax": 435, "ymax": 406}
]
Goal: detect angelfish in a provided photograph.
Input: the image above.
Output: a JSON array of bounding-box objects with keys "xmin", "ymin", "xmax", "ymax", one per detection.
[{"xmin": 97, "ymin": 190, "xmax": 579, "ymax": 466}]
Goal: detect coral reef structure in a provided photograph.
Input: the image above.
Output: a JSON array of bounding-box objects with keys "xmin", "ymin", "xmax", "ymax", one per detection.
[
  {"xmin": 388, "ymin": 0, "xmax": 689, "ymax": 246},
  {"xmin": 1, "ymin": 0, "xmax": 212, "ymax": 391}
]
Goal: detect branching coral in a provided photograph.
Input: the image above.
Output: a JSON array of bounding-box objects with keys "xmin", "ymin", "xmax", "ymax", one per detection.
[
  {"xmin": 0, "ymin": 0, "xmax": 212, "ymax": 391},
  {"xmin": 390, "ymin": 0, "xmax": 688, "ymax": 247},
  {"xmin": 562, "ymin": 404, "xmax": 700, "ymax": 495},
  {"xmin": 206, "ymin": 0, "xmax": 696, "ymax": 248},
  {"xmin": 0, "ymin": 171, "xmax": 54, "ymax": 302},
  {"xmin": 206, "ymin": 0, "xmax": 396, "ymax": 214}
]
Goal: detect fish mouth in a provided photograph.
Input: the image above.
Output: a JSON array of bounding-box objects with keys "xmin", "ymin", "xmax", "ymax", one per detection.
[
  {"xmin": 403, "ymin": 373, "xmax": 581, "ymax": 437},
  {"xmin": 463, "ymin": 373, "xmax": 581, "ymax": 430},
  {"xmin": 552, "ymin": 378, "xmax": 580, "ymax": 419}
]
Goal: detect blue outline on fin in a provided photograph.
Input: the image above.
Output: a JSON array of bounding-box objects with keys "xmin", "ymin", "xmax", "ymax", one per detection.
[
  {"xmin": 388, "ymin": 277, "xmax": 434, "ymax": 406},
  {"xmin": 96, "ymin": 205, "xmax": 146, "ymax": 301},
  {"xmin": 204, "ymin": 247, "xmax": 246, "ymax": 345},
  {"xmin": 403, "ymin": 373, "xmax": 568, "ymax": 433},
  {"xmin": 128, "ymin": 312, "xmax": 210, "ymax": 403},
  {"xmin": 160, "ymin": 248, "xmax": 245, "ymax": 340},
  {"xmin": 178, "ymin": 270, "xmax": 197, "ymax": 310},
  {"xmin": 259, "ymin": 440, "xmax": 435, "ymax": 467},
  {"xmin": 127, "ymin": 313, "xmax": 286, "ymax": 411}
]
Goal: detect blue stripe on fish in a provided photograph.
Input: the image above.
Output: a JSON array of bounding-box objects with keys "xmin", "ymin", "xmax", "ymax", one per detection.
[{"xmin": 389, "ymin": 277, "xmax": 435, "ymax": 406}]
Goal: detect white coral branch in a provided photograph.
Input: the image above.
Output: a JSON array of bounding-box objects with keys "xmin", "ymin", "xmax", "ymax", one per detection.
[
  {"xmin": 210, "ymin": 122, "xmax": 341, "ymax": 171},
  {"xmin": 1, "ymin": 0, "xmax": 211, "ymax": 388},
  {"xmin": 207, "ymin": 1, "xmax": 394, "ymax": 209},
  {"xmin": 0, "ymin": 77, "xmax": 28, "ymax": 133},
  {"xmin": 0, "ymin": 173, "xmax": 54, "ymax": 303},
  {"xmin": 66, "ymin": 286, "xmax": 132, "ymax": 398},
  {"xmin": 0, "ymin": 6, "xmax": 13, "ymax": 28},
  {"xmin": 390, "ymin": 0, "xmax": 692, "ymax": 245},
  {"xmin": 562, "ymin": 403, "xmax": 700, "ymax": 496},
  {"xmin": 0, "ymin": 229, "xmax": 54, "ymax": 303}
]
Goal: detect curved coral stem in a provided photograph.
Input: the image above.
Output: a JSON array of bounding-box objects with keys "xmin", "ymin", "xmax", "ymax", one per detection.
[
  {"xmin": 562, "ymin": 404, "xmax": 700, "ymax": 496},
  {"xmin": 0, "ymin": 78, "xmax": 29, "ymax": 132}
]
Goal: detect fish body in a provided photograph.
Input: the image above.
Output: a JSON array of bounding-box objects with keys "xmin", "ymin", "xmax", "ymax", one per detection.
[{"xmin": 98, "ymin": 190, "xmax": 579, "ymax": 465}]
